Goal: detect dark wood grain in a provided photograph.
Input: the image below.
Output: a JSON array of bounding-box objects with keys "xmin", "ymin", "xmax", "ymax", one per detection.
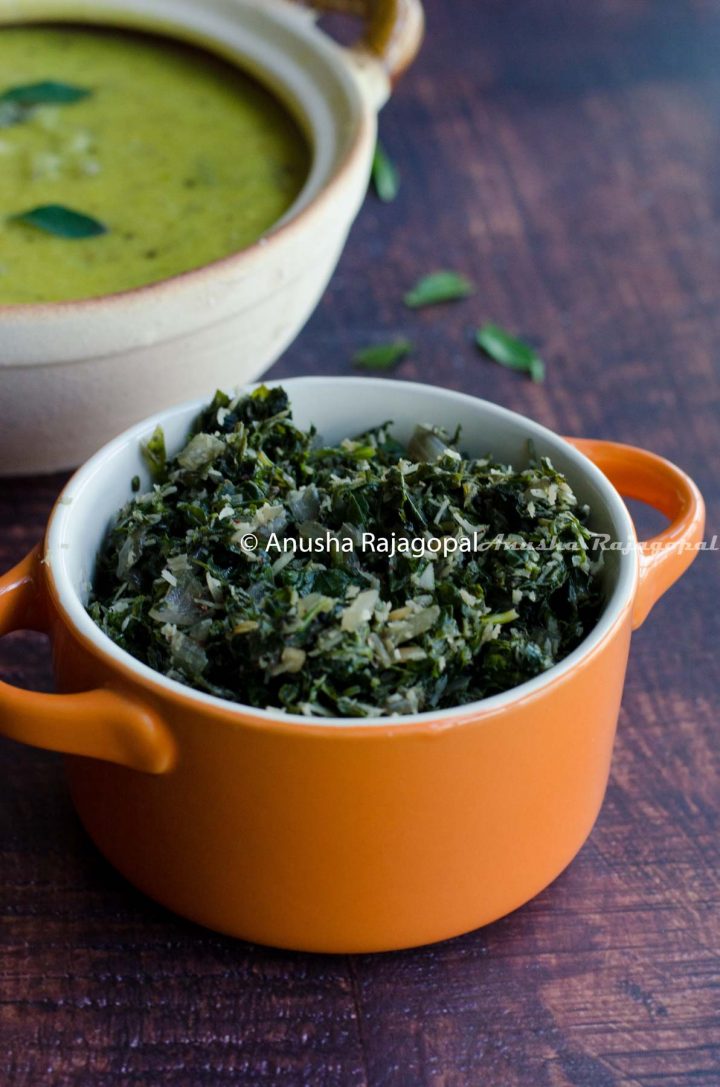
[{"xmin": 1, "ymin": 2, "xmax": 719, "ymax": 1084}]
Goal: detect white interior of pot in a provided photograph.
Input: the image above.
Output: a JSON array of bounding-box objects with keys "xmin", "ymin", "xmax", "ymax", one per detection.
[{"xmin": 47, "ymin": 378, "xmax": 638, "ymax": 726}]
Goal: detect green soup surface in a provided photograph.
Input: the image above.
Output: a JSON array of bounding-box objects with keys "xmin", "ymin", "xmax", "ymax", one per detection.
[{"xmin": 0, "ymin": 26, "xmax": 310, "ymax": 303}]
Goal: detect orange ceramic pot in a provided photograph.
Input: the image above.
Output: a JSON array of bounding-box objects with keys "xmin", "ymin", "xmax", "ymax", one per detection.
[{"xmin": 0, "ymin": 379, "xmax": 705, "ymax": 952}]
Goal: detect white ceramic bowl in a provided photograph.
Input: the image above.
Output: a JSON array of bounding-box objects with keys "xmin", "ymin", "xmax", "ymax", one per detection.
[{"xmin": 0, "ymin": 0, "xmax": 423, "ymax": 475}]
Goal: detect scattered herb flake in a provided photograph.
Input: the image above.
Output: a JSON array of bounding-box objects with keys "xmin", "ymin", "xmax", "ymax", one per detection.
[
  {"xmin": 0, "ymin": 103, "xmax": 22, "ymax": 129},
  {"xmin": 404, "ymin": 270, "xmax": 474, "ymax": 308},
  {"xmin": 142, "ymin": 425, "xmax": 167, "ymax": 481},
  {"xmin": 8, "ymin": 204, "xmax": 108, "ymax": 239},
  {"xmin": 353, "ymin": 340, "xmax": 412, "ymax": 371},
  {"xmin": 371, "ymin": 140, "xmax": 400, "ymax": 202},
  {"xmin": 89, "ymin": 385, "xmax": 603, "ymax": 718},
  {"xmin": 476, "ymin": 323, "xmax": 545, "ymax": 382}
]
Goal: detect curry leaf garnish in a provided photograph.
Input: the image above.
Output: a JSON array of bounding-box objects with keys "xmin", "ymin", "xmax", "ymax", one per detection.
[
  {"xmin": 353, "ymin": 340, "xmax": 412, "ymax": 371},
  {"xmin": 88, "ymin": 385, "xmax": 602, "ymax": 718},
  {"xmin": 371, "ymin": 140, "xmax": 399, "ymax": 202},
  {"xmin": 404, "ymin": 271, "xmax": 474, "ymax": 308},
  {"xmin": 0, "ymin": 80, "xmax": 91, "ymax": 106},
  {"xmin": 0, "ymin": 81, "xmax": 91, "ymax": 128},
  {"xmin": 476, "ymin": 323, "xmax": 546, "ymax": 383},
  {"xmin": 8, "ymin": 204, "xmax": 108, "ymax": 239}
]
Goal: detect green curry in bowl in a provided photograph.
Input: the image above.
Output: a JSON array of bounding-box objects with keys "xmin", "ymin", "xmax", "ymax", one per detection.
[{"xmin": 0, "ymin": 25, "xmax": 309, "ymax": 303}]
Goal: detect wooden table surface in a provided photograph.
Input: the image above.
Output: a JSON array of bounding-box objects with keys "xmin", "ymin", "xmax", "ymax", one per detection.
[{"xmin": 1, "ymin": 1, "xmax": 719, "ymax": 1084}]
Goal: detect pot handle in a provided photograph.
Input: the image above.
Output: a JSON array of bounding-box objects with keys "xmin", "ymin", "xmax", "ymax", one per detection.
[
  {"xmin": 0, "ymin": 545, "xmax": 175, "ymax": 774},
  {"xmin": 566, "ymin": 439, "xmax": 705, "ymax": 630},
  {"xmin": 298, "ymin": 0, "xmax": 424, "ymax": 104}
]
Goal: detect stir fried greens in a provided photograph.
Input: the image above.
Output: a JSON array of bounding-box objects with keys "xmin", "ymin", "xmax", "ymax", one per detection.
[{"xmin": 89, "ymin": 385, "xmax": 604, "ymax": 717}]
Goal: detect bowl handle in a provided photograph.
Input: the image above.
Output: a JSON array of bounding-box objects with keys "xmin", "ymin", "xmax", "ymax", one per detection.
[
  {"xmin": 565, "ymin": 439, "xmax": 705, "ymax": 629},
  {"xmin": 297, "ymin": 0, "xmax": 424, "ymax": 105},
  {"xmin": 0, "ymin": 545, "xmax": 175, "ymax": 774}
]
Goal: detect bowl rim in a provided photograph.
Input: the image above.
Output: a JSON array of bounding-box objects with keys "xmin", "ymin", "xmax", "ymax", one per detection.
[
  {"xmin": 0, "ymin": 0, "xmax": 373, "ymax": 325},
  {"xmin": 44, "ymin": 377, "xmax": 639, "ymax": 730}
]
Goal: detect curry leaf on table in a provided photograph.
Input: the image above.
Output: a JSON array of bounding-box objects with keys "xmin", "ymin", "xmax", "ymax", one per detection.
[
  {"xmin": 404, "ymin": 270, "xmax": 474, "ymax": 308},
  {"xmin": 371, "ymin": 141, "xmax": 400, "ymax": 203},
  {"xmin": 476, "ymin": 323, "xmax": 546, "ymax": 383},
  {"xmin": 8, "ymin": 204, "xmax": 108, "ymax": 239},
  {"xmin": 353, "ymin": 340, "xmax": 412, "ymax": 371}
]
